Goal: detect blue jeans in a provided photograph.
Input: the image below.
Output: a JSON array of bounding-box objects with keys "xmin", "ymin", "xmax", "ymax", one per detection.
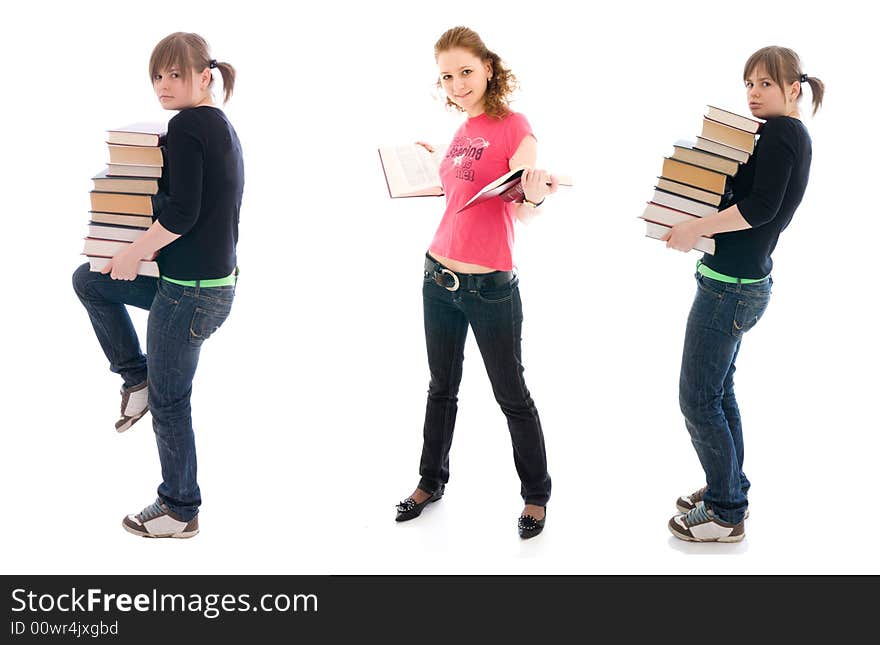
[
  {"xmin": 418, "ymin": 267, "xmax": 551, "ymax": 506},
  {"xmin": 72, "ymin": 263, "xmax": 234, "ymax": 520},
  {"xmin": 679, "ymin": 272, "xmax": 772, "ymax": 524}
]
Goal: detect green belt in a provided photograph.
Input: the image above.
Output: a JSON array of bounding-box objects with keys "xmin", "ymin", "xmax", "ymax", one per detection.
[
  {"xmin": 161, "ymin": 268, "xmax": 238, "ymax": 288},
  {"xmin": 697, "ymin": 261, "xmax": 767, "ymax": 284}
]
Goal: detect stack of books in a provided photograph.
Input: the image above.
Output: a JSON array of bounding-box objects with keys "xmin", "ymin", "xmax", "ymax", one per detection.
[
  {"xmin": 640, "ymin": 106, "xmax": 763, "ymax": 254},
  {"xmin": 83, "ymin": 123, "xmax": 167, "ymax": 277}
]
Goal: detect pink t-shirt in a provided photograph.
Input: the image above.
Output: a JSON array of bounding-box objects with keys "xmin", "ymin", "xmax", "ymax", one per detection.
[{"xmin": 429, "ymin": 111, "xmax": 533, "ymax": 271}]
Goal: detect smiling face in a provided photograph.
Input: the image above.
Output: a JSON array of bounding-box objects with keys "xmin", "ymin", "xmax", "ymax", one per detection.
[
  {"xmin": 744, "ymin": 63, "xmax": 800, "ymax": 120},
  {"xmin": 437, "ymin": 47, "xmax": 493, "ymax": 117},
  {"xmin": 152, "ymin": 65, "xmax": 212, "ymax": 111}
]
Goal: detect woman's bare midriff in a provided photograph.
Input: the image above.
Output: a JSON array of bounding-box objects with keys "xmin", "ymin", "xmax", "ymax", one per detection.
[{"xmin": 429, "ymin": 252, "xmax": 497, "ymax": 274}]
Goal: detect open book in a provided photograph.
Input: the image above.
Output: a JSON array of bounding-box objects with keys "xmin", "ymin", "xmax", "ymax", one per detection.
[
  {"xmin": 378, "ymin": 143, "xmax": 448, "ymax": 198},
  {"xmin": 458, "ymin": 168, "xmax": 573, "ymax": 213}
]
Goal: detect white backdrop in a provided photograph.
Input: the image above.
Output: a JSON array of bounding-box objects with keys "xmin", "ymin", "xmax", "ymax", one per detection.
[{"xmin": 2, "ymin": 0, "xmax": 877, "ymax": 574}]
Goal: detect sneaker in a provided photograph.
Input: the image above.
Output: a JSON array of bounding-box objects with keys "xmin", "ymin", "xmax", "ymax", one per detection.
[
  {"xmin": 122, "ymin": 500, "xmax": 199, "ymax": 539},
  {"xmin": 116, "ymin": 380, "xmax": 149, "ymax": 433},
  {"xmin": 676, "ymin": 486, "xmax": 749, "ymax": 519},
  {"xmin": 676, "ymin": 486, "xmax": 708, "ymax": 514},
  {"xmin": 668, "ymin": 502, "xmax": 745, "ymax": 543}
]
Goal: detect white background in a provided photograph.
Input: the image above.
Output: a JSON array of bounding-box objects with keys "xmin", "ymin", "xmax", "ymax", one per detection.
[{"xmin": 2, "ymin": 0, "xmax": 878, "ymax": 575}]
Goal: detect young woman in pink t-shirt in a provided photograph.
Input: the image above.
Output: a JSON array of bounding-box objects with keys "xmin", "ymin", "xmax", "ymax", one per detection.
[{"xmin": 395, "ymin": 26, "xmax": 559, "ymax": 539}]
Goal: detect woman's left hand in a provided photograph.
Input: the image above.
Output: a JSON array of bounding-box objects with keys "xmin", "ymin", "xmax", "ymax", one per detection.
[
  {"xmin": 100, "ymin": 246, "xmax": 144, "ymax": 281},
  {"xmin": 662, "ymin": 219, "xmax": 710, "ymax": 253},
  {"xmin": 521, "ymin": 168, "xmax": 558, "ymax": 204}
]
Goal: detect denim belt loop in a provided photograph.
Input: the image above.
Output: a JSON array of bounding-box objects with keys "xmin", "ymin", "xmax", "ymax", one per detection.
[{"xmin": 194, "ymin": 280, "xmax": 201, "ymax": 297}]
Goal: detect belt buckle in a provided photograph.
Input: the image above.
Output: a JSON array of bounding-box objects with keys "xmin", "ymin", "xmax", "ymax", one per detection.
[{"xmin": 434, "ymin": 268, "xmax": 460, "ymax": 292}]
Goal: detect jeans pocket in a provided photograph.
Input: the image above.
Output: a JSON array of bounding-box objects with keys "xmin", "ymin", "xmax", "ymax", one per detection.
[
  {"xmin": 156, "ymin": 279, "xmax": 181, "ymax": 305},
  {"xmin": 732, "ymin": 295, "xmax": 769, "ymax": 337},
  {"xmin": 189, "ymin": 304, "xmax": 232, "ymax": 345},
  {"xmin": 476, "ymin": 282, "xmax": 514, "ymax": 304},
  {"xmin": 695, "ymin": 273, "xmax": 724, "ymax": 298}
]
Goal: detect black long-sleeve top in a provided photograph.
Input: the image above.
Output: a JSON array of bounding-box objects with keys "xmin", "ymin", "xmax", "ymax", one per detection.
[
  {"xmin": 155, "ymin": 106, "xmax": 244, "ymax": 280},
  {"xmin": 702, "ymin": 116, "xmax": 811, "ymax": 279}
]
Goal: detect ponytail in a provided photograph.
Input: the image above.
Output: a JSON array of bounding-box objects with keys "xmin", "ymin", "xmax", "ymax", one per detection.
[
  {"xmin": 802, "ymin": 75, "xmax": 824, "ymax": 115},
  {"xmin": 213, "ymin": 61, "xmax": 236, "ymax": 104}
]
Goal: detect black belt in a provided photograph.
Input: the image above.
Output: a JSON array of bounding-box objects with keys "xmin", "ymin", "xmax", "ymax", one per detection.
[{"xmin": 424, "ymin": 254, "xmax": 515, "ymax": 292}]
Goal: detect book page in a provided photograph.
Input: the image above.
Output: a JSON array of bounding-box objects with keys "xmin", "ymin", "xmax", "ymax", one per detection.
[
  {"xmin": 396, "ymin": 145, "xmax": 440, "ymax": 187},
  {"xmin": 379, "ymin": 144, "xmax": 446, "ymax": 196}
]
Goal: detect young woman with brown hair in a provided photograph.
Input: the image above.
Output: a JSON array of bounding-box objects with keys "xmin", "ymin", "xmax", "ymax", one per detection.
[
  {"xmin": 663, "ymin": 46, "xmax": 824, "ymax": 542},
  {"xmin": 72, "ymin": 32, "xmax": 243, "ymax": 538}
]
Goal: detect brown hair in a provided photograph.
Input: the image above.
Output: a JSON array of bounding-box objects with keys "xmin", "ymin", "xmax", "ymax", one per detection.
[
  {"xmin": 743, "ymin": 46, "xmax": 824, "ymax": 116},
  {"xmin": 149, "ymin": 32, "xmax": 236, "ymax": 104},
  {"xmin": 434, "ymin": 26, "xmax": 517, "ymax": 119}
]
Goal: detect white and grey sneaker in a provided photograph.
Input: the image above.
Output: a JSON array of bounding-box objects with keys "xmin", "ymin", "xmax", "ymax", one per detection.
[
  {"xmin": 122, "ymin": 500, "xmax": 199, "ymax": 539},
  {"xmin": 668, "ymin": 502, "xmax": 745, "ymax": 543},
  {"xmin": 676, "ymin": 485, "xmax": 749, "ymax": 519},
  {"xmin": 676, "ymin": 486, "xmax": 708, "ymax": 513},
  {"xmin": 116, "ymin": 380, "xmax": 149, "ymax": 433}
]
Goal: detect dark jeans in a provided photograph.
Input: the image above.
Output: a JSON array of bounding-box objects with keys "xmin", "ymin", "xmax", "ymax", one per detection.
[
  {"xmin": 418, "ymin": 265, "xmax": 551, "ymax": 506},
  {"xmin": 72, "ymin": 263, "xmax": 234, "ymax": 520},
  {"xmin": 679, "ymin": 272, "xmax": 772, "ymax": 524}
]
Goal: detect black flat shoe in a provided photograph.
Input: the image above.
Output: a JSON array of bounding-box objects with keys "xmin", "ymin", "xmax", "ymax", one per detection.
[
  {"xmin": 395, "ymin": 486, "xmax": 445, "ymax": 522},
  {"xmin": 518, "ymin": 508, "xmax": 546, "ymax": 539}
]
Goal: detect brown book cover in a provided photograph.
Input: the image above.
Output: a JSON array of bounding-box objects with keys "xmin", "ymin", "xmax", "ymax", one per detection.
[
  {"xmin": 92, "ymin": 168, "xmax": 159, "ymax": 194},
  {"xmin": 107, "ymin": 144, "xmax": 164, "ymax": 167},
  {"xmin": 89, "ymin": 212, "xmax": 154, "ymax": 228},
  {"xmin": 700, "ymin": 118, "xmax": 756, "ymax": 154},
  {"xmin": 655, "ymin": 178, "xmax": 723, "ymax": 207},
  {"xmin": 661, "ymin": 158, "xmax": 727, "ymax": 195},
  {"xmin": 89, "ymin": 191, "xmax": 153, "ymax": 216},
  {"xmin": 672, "ymin": 141, "xmax": 740, "ymax": 177},
  {"xmin": 107, "ymin": 122, "xmax": 167, "ymax": 147}
]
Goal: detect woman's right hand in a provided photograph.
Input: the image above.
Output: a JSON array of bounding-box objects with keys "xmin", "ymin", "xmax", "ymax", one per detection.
[{"xmin": 415, "ymin": 141, "xmax": 435, "ymax": 154}]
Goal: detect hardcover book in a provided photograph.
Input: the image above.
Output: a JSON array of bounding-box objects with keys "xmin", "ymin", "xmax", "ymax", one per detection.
[
  {"xmin": 661, "ymin": 158, "xmax": 727, "ymax": 195},
  {"xmin": 655, "ymin": 177, "xmax": 723, "ymax": 207},
  {"xmin": 106, "ymin": 122, "xmax": 167, "ymax": 147},
  {"xmin": 106, "ymin": 163, "xmax": 163, "ymax": 178},
  {"xmin": 649, "ymin": 189, "xmax": 718, "ymax": 217},
  {"xmin": 86, "ymin": 255, "xmax": 159, "ymax": 278},
  {"xmin": 87, "ymin": 223, "xmax": 148, "ymax": 242},
  {"xmin": 107, "ymin": 144, "xmax": 164, "ymax": 167},
  {"xmin": 92, "ymin": 168, "xmax": 159, "ymax": 195},
  {"xmin": 82, "ymin": 237, "xmax": 154, "ymax": 261},
  {"xmin": 705, "ymin": 106, "xmax": 762, "ymax": 134},
  {"xmin": 89, "ymin": 212, "xmax": 154, "ymax": 228},
  {"xmin": 671, "ymin": 141, "xmax": 740, "ymax": 177},
  {"xmin": 700, "ymin": 118, "xmax": 756, "ymax": 155},
  {"xmin": 89, "ymin": 191, "xmax": 153, "ymax": 216},
  {"xmin": 644, "ymin": 221, "xmax": 715, "ymax": 254}
]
